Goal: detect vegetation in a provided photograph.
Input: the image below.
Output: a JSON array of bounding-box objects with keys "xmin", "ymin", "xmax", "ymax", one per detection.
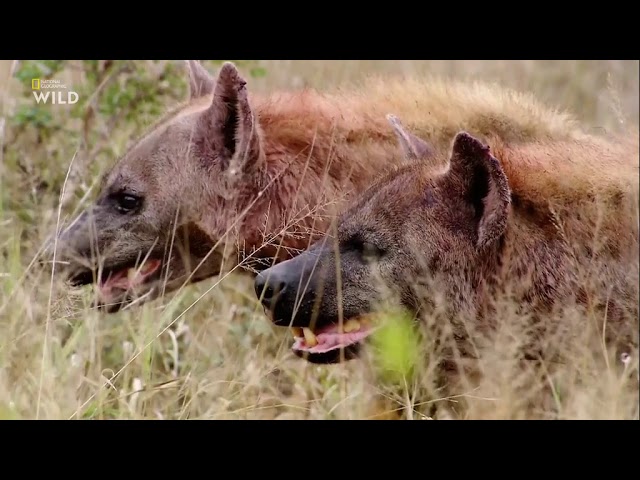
[{"xmin": 0, "ymin": 60, "xmax": 637, "ymax": 419}]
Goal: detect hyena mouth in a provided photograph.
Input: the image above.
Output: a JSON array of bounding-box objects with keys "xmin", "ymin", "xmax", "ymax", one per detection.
[
  {"xmin": 289, "ymin": 315, "xmax": 377, "ymax": 364},
  {"xmin": 75, "ymin": 258, "xmax": 163, "ymax": 313}
]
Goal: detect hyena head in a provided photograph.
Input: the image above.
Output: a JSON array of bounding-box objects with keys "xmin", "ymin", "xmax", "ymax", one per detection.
[
  {"xmin": 255, "ymin": 122, "xmax": 511, "ymax": 364},
  {"xmin": 52, "ymin": 61, "xmax": 267, "ymax": 313}
]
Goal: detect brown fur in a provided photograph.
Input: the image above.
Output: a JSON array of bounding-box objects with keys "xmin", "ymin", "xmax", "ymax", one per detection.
[
  {"xmin": 52, "ymin": 60, "xmax": 598, "ymax": 312},
  {"xmin": 255, "ymin": 125, "xmax": 639, "ymax": 416}
]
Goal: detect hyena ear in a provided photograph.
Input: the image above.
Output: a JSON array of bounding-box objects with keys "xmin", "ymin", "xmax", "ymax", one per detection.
[
  {"xmin": 196, "ymin": 62, "xmax": 265, "ymax": 177},
  {"xmin": 386, "ymin": 114, "xmax": 435, "ymax": 160},
  {"xmin": 447, "ymin": 131, "xmax": 511, "ymax": 249},
  {"xmin": 186, "ymin": 60, "xmax": 215, "ymax": 99}
]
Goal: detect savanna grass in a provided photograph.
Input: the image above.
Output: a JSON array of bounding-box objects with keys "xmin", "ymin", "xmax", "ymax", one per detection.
[{"xmin": 0, "ymin": 60, "xmax": 638, "ymax": 419}]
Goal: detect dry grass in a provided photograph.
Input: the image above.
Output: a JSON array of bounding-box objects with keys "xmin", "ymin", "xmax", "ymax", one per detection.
[{"xmin": 0, "ymin": 60, "xmax": 638, "ymax": 420}]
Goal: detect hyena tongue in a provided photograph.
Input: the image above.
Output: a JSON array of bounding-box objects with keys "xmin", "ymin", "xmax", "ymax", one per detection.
[
  {"xmin": 97, "ymin": 269, "xmax": 129, "ymax": 300},
  {"xmin": 97, "ymin": 259, "xmax": 161, "ymax": 301}
]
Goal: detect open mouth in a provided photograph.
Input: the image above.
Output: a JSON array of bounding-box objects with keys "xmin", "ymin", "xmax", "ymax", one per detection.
[
  {"xmin": 69, "ymin": 258, "xmax": 163, "ymax": 312},
  {"xmin": 289, "ymin": 315, "xmax": 376, "ymax": 364},
  {"xmin": 97, "ymin": 258, "xmax": 162, "ymax": 303}
]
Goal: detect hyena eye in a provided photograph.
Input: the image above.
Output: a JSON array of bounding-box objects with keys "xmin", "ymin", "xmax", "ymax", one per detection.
[
  {"xmin": 345, "ymin": 235, "xmax": 385, "ymax": 261},
  {"xmin": 112, "ymin": 192, "xmax": 142, "ymax": 214},
  {"xmin": 357, "ymin": 240, "xmax": 384, "ymax": 261}
]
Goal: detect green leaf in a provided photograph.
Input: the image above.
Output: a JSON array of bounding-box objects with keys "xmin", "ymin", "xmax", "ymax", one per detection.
[
  {"xmin": 0, "ymin": 404, "xmax": 20, "ymax": 420},
  {"xmin": 370, "ymin": 308, "xmax": 421, "ymax": 384},
  {"xmin": 250, "ymin": 67, "xmax": 267, "ymax": 78}
]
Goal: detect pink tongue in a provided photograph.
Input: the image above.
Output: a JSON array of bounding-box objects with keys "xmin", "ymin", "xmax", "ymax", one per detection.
[
  {"xmin": 102, "ymin": 269, "xmax": 129, "ymax": 290},
  {"xmin": 98, "ymin": 259, "xmax": 160, "ymax": 300},
  {"xmin": 292, "ymin": 329, "xmax": 373, "ymax": 354}
]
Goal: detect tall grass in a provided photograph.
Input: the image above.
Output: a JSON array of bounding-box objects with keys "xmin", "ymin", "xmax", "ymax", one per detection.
[{"xmin": 0, "ymin": 60, "xmax": 638, "ymax": 419}]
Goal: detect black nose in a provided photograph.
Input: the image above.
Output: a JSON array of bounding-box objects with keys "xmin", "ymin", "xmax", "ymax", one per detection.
[{"xmin": 254, "ymin": 271, "xmax": 287, "ymax": 309}]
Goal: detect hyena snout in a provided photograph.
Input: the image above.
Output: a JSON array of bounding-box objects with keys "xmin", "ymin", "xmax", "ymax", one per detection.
[
  {"xmin": 254, "ymin": 270, "xmax": 287, "ymax": 310},
  {"xmin": 41, "ymin": 214, "xmax": 93, "ymax": 271},
  {"xmin": 254, "ymin": 267, "xmax": 294, "ymax": 310},
  {"xmin": 255, "ymin": 254, "xmax": 323, "ymax": 327}
]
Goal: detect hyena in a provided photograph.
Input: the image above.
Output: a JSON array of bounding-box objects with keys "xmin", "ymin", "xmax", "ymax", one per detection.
[
  {"xmin": 254, "ymin": 124, "xmax": 639, "ymax": 379},
  {"xmin": 52, "ymin": 60, "xmax": 590, "ymax": 313}
]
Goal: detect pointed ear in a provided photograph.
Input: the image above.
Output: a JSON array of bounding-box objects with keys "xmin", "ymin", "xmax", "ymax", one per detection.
[
  {"xmin": 186, "ymin": 60, "xmax": 215, "ymax": 99},
  {"xmin": 447, "ymin": 132, "xmax": 511, "ymax": 249},
  {"xmin": 195, "ymin": 62, "xmax": 265, "ymax": 177},
  {"xmin": 386, "ymin": 114, "xmax": 435, "ymax": 160}
]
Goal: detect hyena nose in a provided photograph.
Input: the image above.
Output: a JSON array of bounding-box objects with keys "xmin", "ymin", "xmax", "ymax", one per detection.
[{"xmin": 254, "ymin": 271, "xmax": 287, "ymax": 309}]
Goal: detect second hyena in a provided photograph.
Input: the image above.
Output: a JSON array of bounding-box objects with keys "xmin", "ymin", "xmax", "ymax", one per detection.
[{"xmin": 254, "ymin": 126, "xmax": 639, "ymax": 370}]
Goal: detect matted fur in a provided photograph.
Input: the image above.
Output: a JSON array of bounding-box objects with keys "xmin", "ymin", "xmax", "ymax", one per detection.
[
  {"xmin": 52, "ymin": 61, "xmax": 604, "ymax": 312},
  {"xmin": 254, "ymin": 124, "xmax": 639, "ymax": 417}
]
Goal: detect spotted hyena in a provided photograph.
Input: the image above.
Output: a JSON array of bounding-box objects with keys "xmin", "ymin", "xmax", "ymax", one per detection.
[
  {"xmin": 51, "ymin": 60, "xmax": 590, "ymax": 313},
  {"xmin": 254, "ymin": 124, "xmax": 639, "ymax": 375}
]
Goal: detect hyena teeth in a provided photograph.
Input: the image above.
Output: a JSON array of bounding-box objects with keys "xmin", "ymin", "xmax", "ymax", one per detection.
[
  {"xmin": 303, "ymin": 328, "xmax": 318, "ymax": 347},
  {"xmin": 127, "ymin": 268, "xmax": 138, "ymax": 282},
  {"xmin": 343, "ymin": 318, "xmax": 361, "ymax": 333},
  {"xmin": 291, "ymin": 327, "xmax": 303, "ymax": 338}
]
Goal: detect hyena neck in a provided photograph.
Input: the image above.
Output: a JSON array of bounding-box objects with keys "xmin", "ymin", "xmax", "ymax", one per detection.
[
  {"xmin": 442, "ymin": 240, "xmax": 507, "ymax": 319},
  {"xmin": 229, "ymin": 166, "xmax": 343, "ymax": 273},
  {"xmin": 481, "ymin": 225, "xmax": 574, "ymax": 315},
  {"xmin": 222, "ymin": 96, "xmax": 411, "ymax": 270}
]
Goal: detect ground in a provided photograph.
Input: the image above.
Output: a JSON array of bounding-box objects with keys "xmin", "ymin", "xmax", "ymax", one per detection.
[{"xmin": 0, "ymin": 60, "xmax": 638, "ymax": 420}]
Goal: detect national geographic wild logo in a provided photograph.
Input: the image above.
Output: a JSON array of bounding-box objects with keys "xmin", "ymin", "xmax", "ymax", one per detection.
[{"xmin": 31, "ymin": 78, "xmax": 79, "ymax": 105}]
